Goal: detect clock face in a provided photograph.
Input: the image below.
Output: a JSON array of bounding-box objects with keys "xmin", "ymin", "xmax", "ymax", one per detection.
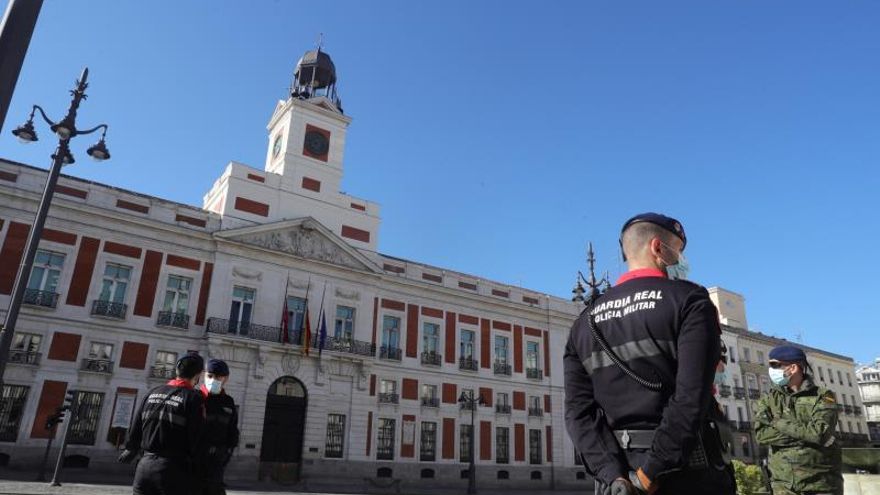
[
  {"xmin": 272, "ymin": 134, "xmax": 283, "ymax": 158},
  {"xmin": 304, "ymin": 130, "xmax": 330, "ymax": 157}
]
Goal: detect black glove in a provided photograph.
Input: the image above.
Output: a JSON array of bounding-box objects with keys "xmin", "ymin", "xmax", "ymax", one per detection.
[
  {"xmin": 117, "ymin": 449, "xmax": 136, "ymax": 464},
  {"xmin": 627, "ymin": 471, "xmax": 649, "ymax": 493},
  {"xmin": 609, "ymin": 478, "xmax": 640, "ymax": 495}
]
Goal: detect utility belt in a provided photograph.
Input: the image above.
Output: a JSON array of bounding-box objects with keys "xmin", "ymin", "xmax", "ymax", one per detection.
[{"xmin": 613, "ymin": 418, "xmax": 731, "ymax": 471}]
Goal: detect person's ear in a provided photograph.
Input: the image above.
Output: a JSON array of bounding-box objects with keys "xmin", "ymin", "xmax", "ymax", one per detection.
[{"xmin": 649, "ymin": 238, "xmax": 664, "ymax": 259}]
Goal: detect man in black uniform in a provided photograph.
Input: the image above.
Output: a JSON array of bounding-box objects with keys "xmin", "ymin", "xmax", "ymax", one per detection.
[
  {"xmin": 198, "ymin": 359, "xmax": 239, "ymax": 495},
  {"xmin": 118, "ymin": 353, "xmax": 206, "ymax": 495},
  {"xmin": 565, "ymin": 213, "xmax": 736, "ymax": 495}
]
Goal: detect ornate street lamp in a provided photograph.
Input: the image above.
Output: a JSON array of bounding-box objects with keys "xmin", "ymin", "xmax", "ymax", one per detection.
[
  {"xmin": 0, "ymin": 68, "xmax": 110, "ymax": 391},
  {"xmin": 572, "ymin": 242, "xmax": 611, "ymax": 305},
  {"xmin": 458, "ymin": 391, "xmax": 485, "ymax": 494}
]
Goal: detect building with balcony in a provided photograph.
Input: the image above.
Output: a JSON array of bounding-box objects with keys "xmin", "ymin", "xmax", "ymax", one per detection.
[
  {"xmin": 0, "ymin": 47, "xmax": 579, "ymax": 490},
  {"xmin": 855, "ymin": 358, "xmax": 880, "ymax": 444}
]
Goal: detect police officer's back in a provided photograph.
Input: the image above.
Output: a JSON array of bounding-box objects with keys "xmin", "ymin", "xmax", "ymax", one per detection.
[
  {"xmin": 564, "ymin": 213, "xmax": 736, "ymax": 495},
  {"xmin": 119, "ymin": 353, "xmax": 206, "ymax": 495},
  {"xmin": 755, "ymin": 346, "xmax": 843, "ymax": 495},
  {"xmin": 198, "ymin": 359, "xmax": 239, "ymax": 495}
]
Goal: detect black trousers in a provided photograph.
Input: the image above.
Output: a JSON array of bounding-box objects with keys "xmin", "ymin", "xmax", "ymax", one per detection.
[
  {"xmin": 132, "ymin": 454, "xmax": 198, "ymax": 495},
  {"xmin": 594, "ymin": 450, "xmax": 737, "ymax": 495},
  {"xmin": 200, "ymin": 479, "xmax": 226, "ymax": 495}
]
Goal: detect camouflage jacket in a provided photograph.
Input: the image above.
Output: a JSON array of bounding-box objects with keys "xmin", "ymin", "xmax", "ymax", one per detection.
[{"xmin": 754, "ymin": 376, "xmax": 843, "ymax": 494}]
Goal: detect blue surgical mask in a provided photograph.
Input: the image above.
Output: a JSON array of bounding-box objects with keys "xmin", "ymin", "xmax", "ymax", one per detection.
[
  {"xmin": 714, "ymin": 371, "xmax": 727, "ymax": 386},
  {"xmin": 205, "ymin": 377, "xmax": 222, "ymax": 395},
  {"xmin": 660, "ymin": 242, "xmax": 690, "ymax": 280},
  {"xmin": 769, "ymin": 368, "xmax": 789, "ymax": 386}
]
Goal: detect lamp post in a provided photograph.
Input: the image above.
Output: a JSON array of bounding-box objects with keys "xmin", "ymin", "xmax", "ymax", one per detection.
[
  {"xmin": 458, "ymin": 391, "xmax": 485, "ymax": 495},
  {"xmin": 0, "ymin": 67, "xmax": 110, "ymax": 391},
  {"xmin": 571, "ymin": 242, "xmax": 610, "ymax": 305}
]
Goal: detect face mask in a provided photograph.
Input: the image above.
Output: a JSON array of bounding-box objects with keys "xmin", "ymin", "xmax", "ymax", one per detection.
[
  {"xmin": 769, "ymin": 368, "xmax": 790, "ymax": 386},
  {"xmin": 714, "ymin": 371, "xmax": 727, "ymax": 386},
  {"xmin": 660, "ymin": 242, "xmax": 690, "ymax": 280},
  {"xmin": 205, "ymin": 377, "xmax": 222, "ymax": 395}
]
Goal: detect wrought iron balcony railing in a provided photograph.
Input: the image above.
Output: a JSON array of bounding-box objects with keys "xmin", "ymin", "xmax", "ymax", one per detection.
[
  {"xmin": 421, "ymin": 397, "xmax": 439, "ymax": 408},
  {"xmin": 737, "ymin": 421, "xmax": 752, "ymax": 432},
  {"xmin": 378, "ymin": 393, "xmax": 399, "ymax": 404},
  {"xmin": 459, "ymin": 357, "xmax": 479, "ymax": 371},
  {"xmin": 528, "ymin": 407, "xmax": 544, "ymax": 417},
  {"xmin": 748, "ymin": 388, "xmax": 761, "ymax": 400},
  {"xmin": 844, "ymin": 405, "xmax": 854, "ymax": 415},
  {"xmin": 149, "ymin": 366, "xmax": 175, "ymax": 379},
  {"xmin": 206, "ymin": 317, "xmax": 281, "ymax": 342},
  {"xmin": 312, "ymin": 335, "xmax": 376, "ymax": 357},
  {"xmin": 494, "ymin": 361, "xmax": 512, "ymax": 376},
  {"xmin": 91, "ymin": 300, "xmax": 127, "ymax": 319},
  {"xmin": 421, "ymin": 351, "xmax": 442, "ymax": 366},
  {"xmin": 206, "ymin": 318, "xmax": 376, "ymax": 357},
  {"xmin": 23, "ymin": 289, "xmax": 58, "ymax": 309},
  {"xmin": 8, "ymin": 350, "xmax": 41, "ymax": 365},
  {"xmin": 719, "ymin": 385, "xmax": 732, "ymax": 397},
  {"xmin": 733, "ymin": 387, "xmax": 746, "ymax": 399},
  {"xmin": 495, "ymin": 404, "xmax": 511, "ymax": 414},
  {"xmin": 81, "ymin": 358, "xmax": 113, "ymax": 374},
  {"xmin": 526, "ymin": 368, "xmax": 543, "ymax": 380},
  {"xmin": 854, "ymin": 407, "xmax": 863, "ymax": 416},
  {"xmin": 379, "ymin": 346, "xmax": 402, "ymax": 361},
  {"xmin": 157, "ymin": 311, "xmax": 189, "ymax": 330}
]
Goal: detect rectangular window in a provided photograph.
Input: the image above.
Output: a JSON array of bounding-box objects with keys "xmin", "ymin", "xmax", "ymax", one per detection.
[
  {"xmin": 529, "ymin": 429, "xmax": 542, "ymax": 464},
  {"xmin": 757, "ymin": 350, "xmax": 764, "ymax": 365},
  {"xmin": 496, "ymin": 427, "xmax": 509, "ymax": 464},
  {"xmin": 422, "ymin": 384, "xmax": 438, "ymax": 400},
  {"xmin": 27, "ymin": 250, "xmax": 65, "ymax": 292},
  {"xmin": 324, "ymin": 414, "xmax": 345, "ymax": 458},
  {"xmin": 380, "ymin": 379, "xmax": 397, "ymax": 395},
  {"xmin": 286, "ymin": 296, "xmax": 306, "ymax": 334},
  {"xmin": 230, "ymin": 286, "xmax": 256, "ymax": 329},
  {"xmin": 420, "ymin": 422, "xmax": 437, "ymax": 461},
  {"xmin": 460, "ymin": 329, "xmax": 475, "ymax": 359},
  {"xmin": 837, "ymin": 371, "xmax": 844, "ymax": 385},
  {"xmin": 460, "ymin": 424, "xmax": 473, "ymax": 463},
  {"xmin": 376, "ymin": 418, "xmax": 395, "ymax": 460},
  {"xmin": 68, "ymin": 391, "xmax": 105, "ymax": 445},
  {"xmin": 10, "ymin": 332, "xmax": 42, "ymax": 364},
  {"xmin": 382, "ymin": 315, "xmax": 400, "ymax": 349},
  {"xmin": 495, "ymin": 335, "xmax": 509, "ymax": 364},
  {"xmin": 0, "ymin": 385, "xmax": 30, "ymax": 442},
  {"xmin": 526, "ymin": 341, "xmax": 540, "ymax": 370},
  {"xmin": 99, "ymin": 263, "xmax": 131, "ymax": 303},
  {"xmin": 422, "ymin": 322, "xmax": 439, "ymax": 354},
  {"xmin": 162, "ymin": 275, "xmax": 192, "ymax": 314},
  {"xmin": 847, "ymin": 373, "xmax": 852, "ymax": 387},
  {"xmin": 729, "ymin": 346, "xmax": 737, "ymax": 363},
  {"xmin": 819, "ymin": 367, "xmax": 825, "ymax": 381},
  {"xmin": 743, "ymin": 348, "xmax": 751, "ymax": 363},
  {"xmin": 89, "ymin": 342, "xmax": 113, "ymax": 360},
  {"xmin": 737, "ymin": 407, "xmax": 744, "ymax": 422},
  {"xmin": 497, "ymin": 392, "xmax": 509, "ymax": 407},
  {"xmin": 334, "ymin": 306, "xmax": 355, "ymax": 340},
  {"xmin": 152, "ymin": 350, "xmax": 178, "ymax": 378},
  {"xmin": 830, "ymin": 370, "xmax": 835, "ymax": 383}
]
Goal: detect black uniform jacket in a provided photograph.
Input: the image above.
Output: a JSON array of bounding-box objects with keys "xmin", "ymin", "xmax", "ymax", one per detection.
[
  {"xmin": 564, "ymin": 269, "xmax": 721, "ymax": 484},
  {"xmin": 198, "ymin": 385, "xmax": 239, "ymax": 478},
  {"xmin": 125, "ymin": 379, "xmax": 205, "ymax": 461}
]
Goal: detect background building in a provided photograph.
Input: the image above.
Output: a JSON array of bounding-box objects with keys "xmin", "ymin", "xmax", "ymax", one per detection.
[{"xmin": 855, "ymin": 358, "xmax": 880, "ymax": 444}]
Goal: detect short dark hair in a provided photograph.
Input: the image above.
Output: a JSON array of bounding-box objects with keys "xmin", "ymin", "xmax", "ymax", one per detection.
[
  {"xmin": 621, "ymin": 222, "xmax": 678, "ymax": 260},
  {"xmin": 176, "ymin": 353, "xmax": 205, "ymax": 379}
]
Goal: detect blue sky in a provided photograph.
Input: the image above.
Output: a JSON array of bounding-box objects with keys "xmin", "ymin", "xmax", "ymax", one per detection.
[{"xmin": 3, "ymin": 1, "xmax": 879, "ymax": 363}]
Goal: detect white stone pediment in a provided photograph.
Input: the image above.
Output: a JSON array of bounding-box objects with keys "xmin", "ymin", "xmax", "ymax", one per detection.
[{"xmin": 216, "ymin": 218, "xmax": 381, "ymax": 273}]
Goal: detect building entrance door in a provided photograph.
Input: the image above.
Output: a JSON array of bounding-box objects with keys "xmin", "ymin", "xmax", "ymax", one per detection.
[{"xmin": 259, "ymin": 376, "xmax": 307, "ymax": 482}]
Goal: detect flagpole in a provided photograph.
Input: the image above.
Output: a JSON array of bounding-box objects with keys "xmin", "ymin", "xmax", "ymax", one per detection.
[
  {"xmin": 317, "ymin": 281, "xmax": 328, "ymax": 359},
  {"xmin": 280, "ymin": 270, "xmax": 290, "ymax": 343},
  {"xmin": 302, "ymin": 276, "xmax": 312, "ymax": 354}
]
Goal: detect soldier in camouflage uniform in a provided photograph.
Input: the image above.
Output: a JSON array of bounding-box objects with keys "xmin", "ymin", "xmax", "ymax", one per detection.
[{"xmin": 754, "ymin": 345, "xmax": 843, "ymax": 495}]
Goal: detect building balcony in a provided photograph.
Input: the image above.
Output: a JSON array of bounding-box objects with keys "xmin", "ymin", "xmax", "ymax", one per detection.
[
  {"xmin": 496, "ymin": 404, "xmax": 511, "ymax": 414},
  {"xmin": 312, "ymin": 335, "xmax": 375, "ymax": 357},
  {"xmin": 91, "ymin": 300, "xmax": 127, "ymax": 319},
  {"xmin": 379, "ymin": 346, "xmax": 402, "ymax": 361},
  {"xmin": 459, "ymin": 357, "xmax": 479, "ymax": 372},
  {"xmin": 719, "ymin": 385, "xmax": 732, "ymax": 398},
  {"xmin": 421, "ymin": 397, "xmax": 439, "ymax": 408},
  {"xmin": 81, "ymin": 358, "xmax": 114, "ymax": 374},
  {"xmin": 737, "ymin": 421, "xmax": 752, "ymax": 432},
  {"xmin": 8, "ymin": 350, "xmax": 41, "ymax": 366},
  {"xmin": 378, "ymin": 393, "xmax": 399, "ymax": 404},
  {"xmin": 844, "ymin": 405, "xmax": 854, "ymax": 415},
  {"xmin": 748, "ymin": 388, "xmax": 761, "ymax": 400},
  {"xmin": 206, "ymin": 317, "xmax": 282, "ymax": 342},
  {"xmin": 494, "ymin": 361, "xmax": 512, "ymax": 376},
  {"xmin": 854, "ymin": 407, "xmax": 863, "ymax": 416},
  {"xmin": 526, "ymin": 368, "xmax": 543, "ymax": 380},
  {"xmin": 22, "ymin": 289, "xmax": 58, "ymax": 309},
  {"xmin": 733, "ymin": 387, "xmax": 746, "ymax": 399},
  {"xmin": 156, "ymin": 311, "xmax": 189, "ymax": 330},
  {"xmin": 421, "ymin": 351, "xmax": 442, "ymax": 366},
  {"xmin": 528, "ymin": 407, "xmax": 544, "ymax": 417},
  {"xmin": 149, "ymin": 366, "xmax": 175, "ymax": 380}
]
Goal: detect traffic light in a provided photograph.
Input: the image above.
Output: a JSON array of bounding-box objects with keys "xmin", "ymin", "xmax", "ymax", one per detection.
[{"xmin": 44, "ymin": 406, "xmax": 68, "ymax": 430}]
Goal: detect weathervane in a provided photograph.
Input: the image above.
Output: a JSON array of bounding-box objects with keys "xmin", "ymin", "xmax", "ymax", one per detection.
[{"xmin": 572, "ymin": 242, "xmax": 611, "ymax": 305}]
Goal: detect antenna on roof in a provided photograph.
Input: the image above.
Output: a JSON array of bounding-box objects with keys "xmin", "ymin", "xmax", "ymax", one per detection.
[{"xmin": 316, "ymin": 33, "xmax": 324, "ymax": 51}]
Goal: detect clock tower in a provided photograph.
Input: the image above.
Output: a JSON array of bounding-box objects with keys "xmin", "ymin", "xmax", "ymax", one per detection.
[{"xmin": 203, "ymin": 46, "xmax": 380, "ymax": 251}]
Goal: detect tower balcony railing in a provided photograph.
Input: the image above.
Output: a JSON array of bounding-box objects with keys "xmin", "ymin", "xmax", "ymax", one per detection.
[
  {"xmin": 91, "ymin": 300, "xmax": 127, "ymax": 319},
  {"xmin": 421, "ymin": 351, "xmax": 442, "ymax": 366},
  {"xmin": 494, "ymin": 361, "xmax": 512, "ymax": 376},
  {"xmin": 157, "ymin": 311, "xmax": 189, "ymax": 330},
  {"xmin": 22, "ymin": 289, "xmax": 59, "ymax": 309},
  {"xmin": 8, "ymin": 350, "xmax": 41, "ymax": 366}
]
